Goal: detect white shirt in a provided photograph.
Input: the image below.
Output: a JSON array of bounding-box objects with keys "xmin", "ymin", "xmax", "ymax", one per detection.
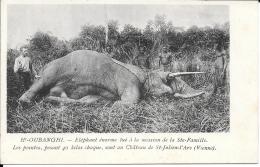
[{"xmin": 14, "ymin": 55, "xmax": 32, "ymax": 73}]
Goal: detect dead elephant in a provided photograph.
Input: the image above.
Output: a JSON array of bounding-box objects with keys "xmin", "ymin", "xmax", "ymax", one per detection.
[{"xmin": 19, "ymin": 50, "xmax": 205, "ymax": 105}]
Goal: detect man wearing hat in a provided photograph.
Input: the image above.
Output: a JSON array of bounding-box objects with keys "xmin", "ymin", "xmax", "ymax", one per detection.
[{"xmin": 13, "ymin": 48, "xmax": 39, "ymax": 90}]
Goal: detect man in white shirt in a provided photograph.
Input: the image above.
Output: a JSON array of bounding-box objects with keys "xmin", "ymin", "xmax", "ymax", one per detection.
[{"xmin": 14, "ymin": 48, "xmax": 39, "ymax": 90}]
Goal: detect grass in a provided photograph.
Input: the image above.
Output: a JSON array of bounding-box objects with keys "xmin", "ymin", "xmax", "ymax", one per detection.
[
  {"xmin": 6, "ymin": 51, "xmax": 230, "ymax": 133},
  {"xmin": 7, "ymin": 85, "xmax": 229, "ymax": 133}
]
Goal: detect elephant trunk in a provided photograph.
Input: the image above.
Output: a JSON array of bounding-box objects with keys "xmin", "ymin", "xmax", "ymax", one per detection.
[{"xmin": 170, "ymin": 77, "xmax": 205, "ymax": 98}]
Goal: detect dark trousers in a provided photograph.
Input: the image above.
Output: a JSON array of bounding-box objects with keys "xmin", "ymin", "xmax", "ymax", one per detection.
[{"xmin": 17, "ymin": 72, "xmax": 32, "ymax": 90}]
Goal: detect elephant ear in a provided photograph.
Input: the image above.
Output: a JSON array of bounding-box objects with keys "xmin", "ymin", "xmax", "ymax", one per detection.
[
  {"xmin": 111, "ymin": 58, "xmax": 147, "ymax": 83},
  {"xmin": 154, "ymin": 71, "xmax": 170, "ymax": 84}
]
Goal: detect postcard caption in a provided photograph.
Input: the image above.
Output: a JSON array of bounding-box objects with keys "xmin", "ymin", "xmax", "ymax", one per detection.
[{"xmin": 11, "ymin": 136, "xmax": 216, "ymax": 152}]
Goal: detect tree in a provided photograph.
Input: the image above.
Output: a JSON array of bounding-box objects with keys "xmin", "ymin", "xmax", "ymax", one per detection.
[
  {"xmin": 27, "ymin": 31, "xmax": 71, "ymax": 70},
  {"xmin": 79, "ymin": 24, "xmax": 106, "ymax": 51},
  {"xmin": 29, "ymin": 32, "xmax": 53, "ymax": 52}
]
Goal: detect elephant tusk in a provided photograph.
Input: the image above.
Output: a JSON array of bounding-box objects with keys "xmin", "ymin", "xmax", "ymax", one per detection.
[
  {"xmin": 167, "ymin": 72, "xmax": 205, "ymax": 79},
  {"xmin": 174, "ymin": 91, "xmax": 205, "ymax": 99}
]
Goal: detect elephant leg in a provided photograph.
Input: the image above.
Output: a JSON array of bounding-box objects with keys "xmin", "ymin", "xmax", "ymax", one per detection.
[
  {"xmin": 49, "ymin": 86, "xmax": 67, "ymax": 97},
  {"xmin": 112, "ymin": 85, "xmax": 140, "ymax": 108},
  {"xmin": 79, "ymin": 95, "xmax": 101, "ymax": 103},
  {"xmin": 19, "ymin": 79, "xmax": 45, "ymax": 103},
  {"xmin": 45, "ymin": 96, "xmax": 77, "ymax": 104},
  {"xmin": 120, "ymin": 85, "xmax": 141, "ymax": 104},
  {"xmin": 45, "ymin": 95, "xmax": 101, "ymax": 105}
]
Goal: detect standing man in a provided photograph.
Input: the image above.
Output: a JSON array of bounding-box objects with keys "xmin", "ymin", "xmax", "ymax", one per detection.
[
  {"xmin": 13, "ymin": 48, "xmax": 39, "ymax": 90},
  {"xmin": 159, "ymin": 46, "xmax": 172, "ymax": 71}
]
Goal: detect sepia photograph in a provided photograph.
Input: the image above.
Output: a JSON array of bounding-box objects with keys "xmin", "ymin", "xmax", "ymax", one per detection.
[{"xmin": 6, "ymin": 4, "xmax": 230, "ymax": 133}]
